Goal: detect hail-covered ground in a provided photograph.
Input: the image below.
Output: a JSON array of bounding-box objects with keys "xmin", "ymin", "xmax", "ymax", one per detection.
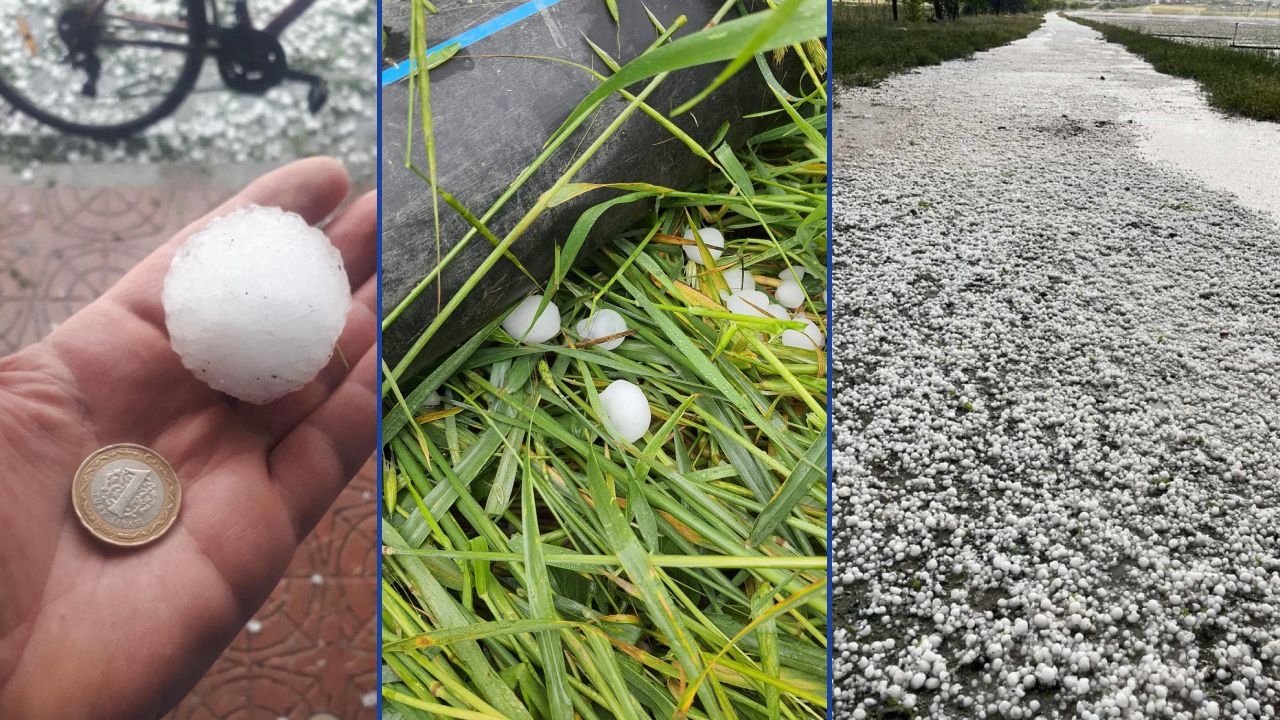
[
  {"xmin": 832, "ymin": 13, "xmax": 1280, "ymax": 720},
  {"xmin": 0, "ymin": 0, "xmax": 374, "ymax": 174}
]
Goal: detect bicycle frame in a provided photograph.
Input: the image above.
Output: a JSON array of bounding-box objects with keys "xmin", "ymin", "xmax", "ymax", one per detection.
[
  {"xmin": 91, "ymin": 0, "xmax": 320, "ymax": 47},
  {"xmin": 260, "ymin": 0, "xmax": 318, "ymax": 37}
]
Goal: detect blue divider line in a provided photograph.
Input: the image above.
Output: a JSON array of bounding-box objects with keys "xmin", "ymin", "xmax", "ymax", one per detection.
[{"xmin": 380, "ymin": 0, "xmax": 566, "ymax": 87}]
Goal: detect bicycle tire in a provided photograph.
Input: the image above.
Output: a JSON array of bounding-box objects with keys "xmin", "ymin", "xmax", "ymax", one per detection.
[{"xmin": 0, "ymin": 0, "xmax": 208, "ymax": 141}]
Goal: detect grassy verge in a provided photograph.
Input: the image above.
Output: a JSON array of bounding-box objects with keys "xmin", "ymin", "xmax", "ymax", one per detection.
[
  {"xmin": 832, "ymin": 11, "xmax": 1045, "ymax": 86},
  {"xmin": 1071, "ymin": 16, "xmax": 1280, "ymax": 122},
  {"xmin": 380, "ymin": 1, "xmax": 829, "ymax": 718}
]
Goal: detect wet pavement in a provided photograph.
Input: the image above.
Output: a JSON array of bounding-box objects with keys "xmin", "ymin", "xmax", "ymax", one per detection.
[{"xmin": 832, "ymin": 13, "xmax": 1280, "ymax": 718}]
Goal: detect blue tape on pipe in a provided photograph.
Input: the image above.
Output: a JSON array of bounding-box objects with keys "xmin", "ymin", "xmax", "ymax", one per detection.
[{"xmin": 381, "ymin": 0, "xmax": 567, "ymax": 86}]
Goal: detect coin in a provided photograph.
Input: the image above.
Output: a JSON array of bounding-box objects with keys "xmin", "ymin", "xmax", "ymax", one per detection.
[{"xmin": 71, "ymin": 443, "xmax": 181, "ymax": 547}]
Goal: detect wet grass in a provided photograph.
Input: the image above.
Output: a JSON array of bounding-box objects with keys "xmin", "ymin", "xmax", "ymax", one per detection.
[
  {"xmin": 832, "ymin": 9, "xmax": 1045, "ymax": 86},
  {"xmin": 1071, "ymin": 15, "xmax": 1280, "ymax": 122},
  {"xmin": 380, "ymin": 0, "xmax": 830, "ymax": 718}
]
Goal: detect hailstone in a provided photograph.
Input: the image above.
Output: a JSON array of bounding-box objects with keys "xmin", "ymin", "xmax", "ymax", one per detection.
[
  {"xmin": 725, "ymin": 290, "xmax": 771, "ymax": 318},
  {"xmin": 721, "ymin": 263, "xmax": 755, "ymax": 293},
  {"xmin": 599, "ymin": 379, "xmax": 651, "ymax": 443},
  {"xmin": 503, "ymin": 295, "xmax": 561, "ymax": 344},
  {"xmin": 682, "ymin": 227, "xmax": 725, "ymax": 264},
  {"xmin": 781, "ymin": 316, "xmax": 825, "ymax": 351},
  {"xmin": 576, "ymin": 308, "xmax": 628, "ymax": 350},
  {"xmin": 775, "ymin": 279, "xmax": 807, "ymax": 309},
  {"xmin": 162, "ymin": 205, "xmax": 351, "ymax": 405},
  {"xmin": 779, "ymin": 266, "xmax": 807, "ymax": 284}
]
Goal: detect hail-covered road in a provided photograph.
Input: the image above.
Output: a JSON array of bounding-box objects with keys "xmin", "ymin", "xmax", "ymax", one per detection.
[{"xmin": 832, "ymin": 13, "xmax": 1280, "ymax": 719}]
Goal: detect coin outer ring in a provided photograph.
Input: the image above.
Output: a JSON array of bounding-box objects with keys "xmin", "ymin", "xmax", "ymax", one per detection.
[{"xmin": 72, "ymin": 443, "xmax": 181, "ymax": 547}]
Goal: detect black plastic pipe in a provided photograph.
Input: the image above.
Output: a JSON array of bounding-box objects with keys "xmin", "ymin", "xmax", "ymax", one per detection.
[{"xmin": 380, "ymin": 0, "xmax": 803, "ymax": 374}]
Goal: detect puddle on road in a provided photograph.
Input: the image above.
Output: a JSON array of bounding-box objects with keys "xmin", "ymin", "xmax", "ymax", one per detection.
[{"xmin": 1130, "ymin": 98, "xmax": 1280, "ymax": 225}]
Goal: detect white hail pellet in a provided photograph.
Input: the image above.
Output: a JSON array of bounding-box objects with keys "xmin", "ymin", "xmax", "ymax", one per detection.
[
  {"xmin": 721, "ymin": 263, "xmax": 756, "ymax": 293},
  {"xmin": 781, "ymin": 315, "xmax": 825, "ymax": 351},
  {"xmin": 599, "ymin": 379, "xmax": 651, "ymax": 443},
  {"xmin": 502, "ymin": 295, "xmax": 561, "ymax": 344},
  {"xmin": 780, "ymin": 266, "xmax": 807, "ymax": 284},
  {"xmin": 775, "ymin": 278, "xmax": 807, "ymax": 309},
  {"xmin": 576, "ymin": 308, "xmax": 628, "ymax": 350},
  {"xmin": 682, "ymin": 226, "xmax": 725, "ymax": 264},
  {"xmin": 162, "ymin": 205, "xmax": 351, "ymax": 404},
  {"xmin": 725, "ymin": 290, "xmax": 772, "ymax": 318}
]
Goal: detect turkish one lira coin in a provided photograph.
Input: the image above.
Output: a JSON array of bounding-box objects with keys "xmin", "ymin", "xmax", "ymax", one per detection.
[{"xmin": 72, "ymin": 444, "xmax": 181, "ymax": 547}]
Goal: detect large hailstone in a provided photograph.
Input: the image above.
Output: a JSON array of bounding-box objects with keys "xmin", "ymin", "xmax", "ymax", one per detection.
[
  {"xmin": 682, "ymin": 226, "xmax": 725, "ymax": 264},
  {"xmin": 721, "ymin": 263, "xmax": 755, "ymax": 294},
  {"xmin": 503, "ymin": 295, "xmax": 561, "ymax": 344},
  {"xmin": 599, "ymin": 379, "xmax": 651, "ymax": 443},
  {"xmin": 779, "ymin": 266, "xmax": 806, "ymax": 284},
  {"xmin": 781, "ymin": 315, "xmax": 825, "ymax": 351},
  {"xmin": 775, "ymin": 266, "xmax": 809, "ymax": 309},
  {"xmin": 162, "ymin": 205, "xmax": 351, "ymax": 404},
  {"xmin": 775, "ymin": 279, "xmax": 807, "ymax": 309},
  {"xmin": 576, "ymin": 309, "xmax": 627, "ymax": 350},
  {"xmin": 725, "ymin": 290, "xmax": 772, "ymax": 318}
]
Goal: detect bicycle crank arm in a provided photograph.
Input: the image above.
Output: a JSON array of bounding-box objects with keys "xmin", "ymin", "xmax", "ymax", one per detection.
[{"xmin": 283, "ymin": 68, "xmax": 327, "ymax": 114}]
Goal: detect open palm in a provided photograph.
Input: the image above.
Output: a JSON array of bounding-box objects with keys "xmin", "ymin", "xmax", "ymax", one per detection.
[{"xmin": 0, "ymin": 158, "xmax": 377, "ymax": 720}]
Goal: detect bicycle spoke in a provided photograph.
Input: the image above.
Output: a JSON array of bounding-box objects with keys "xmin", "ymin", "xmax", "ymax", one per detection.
[
  {"xmin": 104, "ymin": 14, "xmax": 188, "ymax": 34},
  {"xmin": 99, "ymin": 37, "xmax": 193, "ymax": 53}
]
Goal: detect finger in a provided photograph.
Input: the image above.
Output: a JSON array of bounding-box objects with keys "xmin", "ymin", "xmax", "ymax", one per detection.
[
  {"xmin": 107, "ymin": 157, "xmax": 351, "ymax": 331},
  {"xmin": 267, "ymin": 345, "xmax": 378, "ymax": 536},
  {"xmin": 233, "ymin": 277, "xmax": 377, "ymax": 442}
]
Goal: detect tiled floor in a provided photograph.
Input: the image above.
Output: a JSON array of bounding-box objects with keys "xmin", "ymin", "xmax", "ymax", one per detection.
[{"xmin": 0, "ymin": 175, "xmax": 377, "ymax": 720}]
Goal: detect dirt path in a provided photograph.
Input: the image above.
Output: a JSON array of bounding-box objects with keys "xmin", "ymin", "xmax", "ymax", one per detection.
[{"xmin": 832, "ymin": 13, "xmax": 1280, "ymax": 719}]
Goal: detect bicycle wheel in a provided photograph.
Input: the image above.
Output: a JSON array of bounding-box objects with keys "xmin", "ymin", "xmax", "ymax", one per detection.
[{"xmin": 0, "ymin": 0, "xmax": 207, "ymax": 140}]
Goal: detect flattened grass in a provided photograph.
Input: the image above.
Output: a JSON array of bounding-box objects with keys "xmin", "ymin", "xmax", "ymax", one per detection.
[{"xmin": 380, "ymin": 1, "xmax": 829, "ymax": 718}]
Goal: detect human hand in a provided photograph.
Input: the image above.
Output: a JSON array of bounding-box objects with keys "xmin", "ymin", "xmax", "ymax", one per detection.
[{"xmin": 0, "ymin": 157, "xmax": 376, "ymax": 720}]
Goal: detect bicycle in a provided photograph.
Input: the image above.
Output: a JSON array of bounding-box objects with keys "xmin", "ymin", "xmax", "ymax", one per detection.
[{"xmin": 0, "ymin": 0, "xmax": 328, "ymax": 141}]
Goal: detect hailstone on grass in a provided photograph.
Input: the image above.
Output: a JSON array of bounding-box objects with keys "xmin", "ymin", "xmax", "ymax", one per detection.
[
  {"xmin": 725, "ymin": 290, "xmax": 771, "ymax": 318},
  {"xmin": 779, "ymin": 266, "xmax": 806, "ymax": 284},
  {"xmin": 682, "ymin": 227, "xmax": 725, "ymax": 264},
  {"xmin": 721, "ymin": 263, "xmax": 755, "ymax": 293},
  {"xmin": 599, "ymin": 379, "xmax": 651, "ymax": 443},
  {"xmin": 775, "ymin": 279, "xmax": 807, "ymax": 309},
  {"xmin": 576, "ymin": 308, "xmax": 627, "ymax": 350},
  {"xmin": 162, "ymin": 205, "xmax": 351, "ymax": 405},
  {"xmin": 781, "ymin": 316, "xmax": 825, "ymax": 351},
  {"xmin": 503, "ymin": 295, "xmax": 561, "ymax": 344}
]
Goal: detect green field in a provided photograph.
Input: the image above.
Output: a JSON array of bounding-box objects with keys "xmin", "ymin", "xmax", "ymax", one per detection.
[{"xmin": 833, "ymin": 9, "xmax": 1046, "ymax": 86}]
